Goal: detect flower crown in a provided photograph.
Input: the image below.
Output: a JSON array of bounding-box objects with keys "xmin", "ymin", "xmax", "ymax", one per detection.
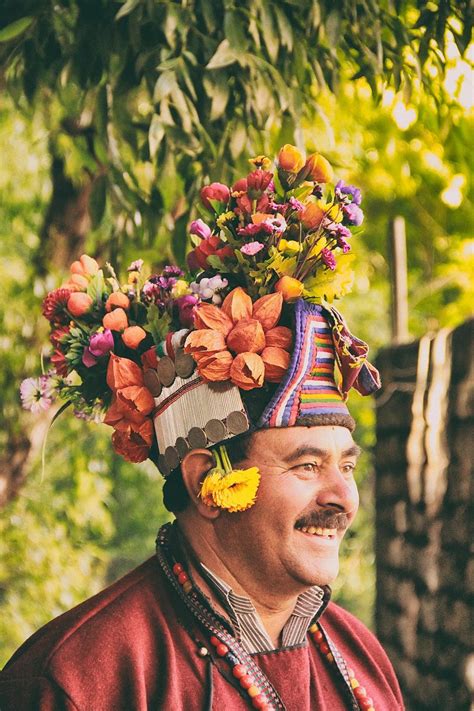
[{"xmin": 21, "ymin": 144, "xmax": 365, "ymax": 470}]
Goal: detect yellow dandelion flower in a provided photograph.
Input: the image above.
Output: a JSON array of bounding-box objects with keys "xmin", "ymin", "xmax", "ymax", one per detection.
[
  {"xmin": 249, "ymin": 155, "xmax": 272, "ymax": 170},
  {"xmin": 171, "ymin": 279, "xmax": 191, "ymax": 299},
  {"xmin": 216, "ymin": 211, "xmax": 236, "ymax": 229}
]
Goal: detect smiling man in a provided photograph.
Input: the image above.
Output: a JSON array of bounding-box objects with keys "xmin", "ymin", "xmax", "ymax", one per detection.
[{"xmin": 1, "ymin": 150, "xmax": 404, "ymax": 709}]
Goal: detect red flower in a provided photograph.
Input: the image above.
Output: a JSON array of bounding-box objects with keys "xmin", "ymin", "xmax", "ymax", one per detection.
[
  {"xmin": 200, "ymin": 182, "xmax": 231, "ymax": 211},
  {"xmin": 42, "ymin": 288, "xmax": 72, "ymax": 324},
  {"xmin": 247, "ymin": 170, "xmax": 273, "ymax": 199},
  {"xmin": 51, "ymin": 349, "xmax": 68, "ymax": 376},
  {"xmin": 188, "ymin": 235, "xmax": 234, "ymax": 271},
  {"xmin": 50, "ymin": 325, "xmax": 70, "ymax": 348}
]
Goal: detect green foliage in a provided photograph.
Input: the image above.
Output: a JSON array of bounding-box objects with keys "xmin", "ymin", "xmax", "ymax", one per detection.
[{"xmin": 0, "ymin": 1, "xmax": 470, "ymax": 263}]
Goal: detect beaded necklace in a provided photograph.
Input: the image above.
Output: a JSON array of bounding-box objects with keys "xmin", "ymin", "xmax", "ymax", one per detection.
[{"xmin": 156, "ymin": 523, "xmax": 375, "ymax": 711}]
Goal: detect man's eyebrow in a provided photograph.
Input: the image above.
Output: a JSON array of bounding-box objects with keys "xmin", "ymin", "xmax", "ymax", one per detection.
[{"xmin": 284, "ymin": 444, "xmax": 362, "ymax": 464}]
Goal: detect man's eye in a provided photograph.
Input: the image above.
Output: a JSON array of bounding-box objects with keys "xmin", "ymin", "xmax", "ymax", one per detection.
[
  {"xmin": 341, "ymin": 463, "xmax": 356, "ymax": 475},
  {"xmin": 300, "ymin": 462, "xmax": 318, "ymax": 473}
]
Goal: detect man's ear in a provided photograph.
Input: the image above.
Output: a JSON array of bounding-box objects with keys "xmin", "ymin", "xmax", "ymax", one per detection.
[{"xmin": 181, "ymin": 449, "xmax": 221, "ymax": 519}]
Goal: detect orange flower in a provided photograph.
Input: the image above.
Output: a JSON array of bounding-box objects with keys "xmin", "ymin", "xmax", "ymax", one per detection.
[
  {"xmin": 111, "ymin": 419, "xmax": 154, "ymax": 463},
  {"xmin": 103, "ymin": 307, "xmax": 128, "ymax": 332},
  {"xmin": 67, "ymin": 292, "xmax": 93, "ymax": 317},
  {"xmin": 274, "ymin": 275, "xmax": 304, "ymax": 302},
  {"xmin": 193, "ymin": 302, "xmax": 233, "ymax": 335},
  {"xmin": 184, "ymin": 329, "xmax": 227, "ymax": 359},
  {"xmin": 198, "ymin": 350, "xmax": 233, "ymax": 382},
  {"xmin": 227, "ymin": 319, "xmax": 266, "ymax": 354},
  {"xmin": 115, "ymin": 385, "xmax": 155, "ymax": 421},
  {"xmin": 261, "ymin": 346, "xmax": 291, "ymax": 383},
  {"xmin": 230, "ymin": 352, "xmax": 265, "ymax": 390},
  {"xmin": 69, "ymin": 273, "xmax": 89, "ymax": 290},
  {"xmin": 106, "ymin": 353, "xmax": 144, "ymax": 390},
  {"xmin": 106, "ymin": 292, "xmax": 130, "ymax": 312},
  {"xmin": 278, "ymin": 144, "xmax": 305, "ymax": 173},
  {"xmin": 70, "ymin": 254, "xmax": 100, "ymax": 277},
  {"xmin": 122, "ymin": 326, "xmax": 147, "ymax": 349},
  {"xmin": 252, "ymin": 292, "xmax": 283, "ymax": 331},
  {"xmin": 221, "ymin": 287, "xmax": 253, "ymax": 322},
  {"xmin": 302, "ymin": 202, "xmax": 325, "ymax": 230},
  {"xmin": 304, "ymin": 153, "xmax": 333, "ymax": 183},
  {"xmin": 265, "ymin": 326, "xmax": 293, "ymax": 350}
]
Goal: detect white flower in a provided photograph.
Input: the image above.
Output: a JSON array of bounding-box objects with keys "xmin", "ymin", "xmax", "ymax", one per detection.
[
  {"xmin": 20, "ymin": 376, "xmax": 54, "ymax": 413},
  {"xmin": 190, "ymin": 275, "xmax": 228, "ymax": 304}
]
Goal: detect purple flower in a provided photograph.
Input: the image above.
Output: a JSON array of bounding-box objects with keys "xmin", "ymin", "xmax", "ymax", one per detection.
[
  {"xmin": 321, "ymin": 248, "xmax": 336, "ymax": 270},
  {"xmin": 127, "ymin": 259, "xmax": 144, "ymax": 272},
  {"xmin": 240, "ymin": 241, "xmax": 265, "ymax": 256},
  {"xmin": 162, "ymin": 265, "xmax": 184, "ymax": 278},
  {"xmin": 89, "ymin": 329, "xmax": 114, "ymax": 357},
  {"xmin": 189, "ymin": 219, "xmax": 212, "ymax": 240},
  {"xmin": 82, "ymin": 348, "xmax": 98, "ymax": 368},
  {"xmin": 335, "ymin": 225, "xmax": 352, "ymax": 240},
  {"xmin": 176, "ymin": 294, "xmax": 198, "ymax": 328},
  {"xmin": 336, "ymin": 180, "xmax": 362, "ymax": 205},
  {"xmin": 343, "ymin": 203, "xmax": 364, "ymax": 226}
]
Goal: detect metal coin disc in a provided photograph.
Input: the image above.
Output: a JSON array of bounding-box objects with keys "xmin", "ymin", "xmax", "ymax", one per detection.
[
  {"xmin": 175, "ymin": 436, "xmax": 190, "ymax": 459},
  {"xmin": 205, "ymin": 419, "xmax": 227, "ymax": 443},
  {"xmin": 187, "ymin": 427, "xmax": 208, "ymax": 449},
  {"xmin": 174, "ymin": 348, "xmax": 196, "ymax": 379},
  {"xmin": 164, "ymin": 446, "xmax": 180, "ymax": 472},
  {"xmin": 143, "ymin": 369, "xmax": 162, "ymax": 397},
  {"xmin": 157, "ymin": 454, "xmax": 171, "ymax": 477},
  {"xmin": 226, "ymin": 410, "xmax": 249, "ymax": 435},
  {"xmin": 156, "ymin": 356, "xmax": 176, "ymax": 387}
]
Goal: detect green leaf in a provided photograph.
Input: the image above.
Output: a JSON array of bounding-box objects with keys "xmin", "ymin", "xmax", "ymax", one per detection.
[
  {"xmin": 87, "ymin": 270, "xmax": 106, "ymax": 306},
  {"xmin": 146, "ymin": 304, "xmax": 171, "ymax": 344},
  {"xmin": 0, "ymin": 16, "xmax": 33, "ymax": 42},
  {"xmin": 206, "ymin": 40, "xmax": 239, "ymax": 69},
  {"xmin": 115, "ymin": 0, "xmax": 141, "ymax": 21},
  {"xmin": 148, "ymin": 114, "xmax": 164, "ymax": 159}
]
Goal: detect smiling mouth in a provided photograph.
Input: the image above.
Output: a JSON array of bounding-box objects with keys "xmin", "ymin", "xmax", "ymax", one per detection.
[{"xmin": 295, "ymin": 526, "xmax": 338, "ymax": 539}]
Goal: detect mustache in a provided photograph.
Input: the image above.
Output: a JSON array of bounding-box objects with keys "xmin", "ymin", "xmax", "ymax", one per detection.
[{"xmin": 295, "ymin": 509, "xmax": 350, "ymax": 531}]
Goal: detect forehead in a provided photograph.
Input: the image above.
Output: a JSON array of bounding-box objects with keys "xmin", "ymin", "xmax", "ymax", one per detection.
[{"xmin": 247, "ymin": 425, "xmax": 356, "ymax": 459}]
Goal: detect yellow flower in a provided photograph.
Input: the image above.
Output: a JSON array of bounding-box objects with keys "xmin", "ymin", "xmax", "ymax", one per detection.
[
  {"xmin": 171, "ymin": 279, "xmax": 191, "ymax": 299},
  {"xmin": 249, "ymin": 155, "xmax": 272, "ymax": 170},
  {"xmin": 278, "ymin": 239, "xmax": 302, "ymax": 255},
  {"xmin": 303, "ymin": 253, "xmax": 355, "ymax": 302},
  {"xmin": 216, "ymin": 211, "xmax": 236, "ymax": 229},
  {"xmin": 199, "ymin": 445, "xmax": 261, "ymax": 512}
]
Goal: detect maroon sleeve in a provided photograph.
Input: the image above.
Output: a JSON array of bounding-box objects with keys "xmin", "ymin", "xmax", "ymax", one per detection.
[{"xmin": 0, "ymin": 675, "xmax": 79, "ymax": 710}]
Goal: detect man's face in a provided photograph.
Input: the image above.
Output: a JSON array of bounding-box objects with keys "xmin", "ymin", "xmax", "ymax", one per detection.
[{"xmin": 213, "ymin": 425, "xmax": 360, "ymax": 595}]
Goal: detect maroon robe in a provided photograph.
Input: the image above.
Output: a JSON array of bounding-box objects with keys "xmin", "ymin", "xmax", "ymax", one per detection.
[{"xmin": 0, "ymin": 558, "xmax": 404, "ymax": 710}]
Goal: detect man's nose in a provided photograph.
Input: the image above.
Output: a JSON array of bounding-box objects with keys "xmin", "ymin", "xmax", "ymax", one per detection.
[{"xmin": 315, "ymin": 464, "xmax": 358, "ymax": 513}]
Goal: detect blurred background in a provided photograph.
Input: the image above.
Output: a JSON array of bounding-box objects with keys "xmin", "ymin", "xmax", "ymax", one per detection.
[{"xmin": 0, "ymin": 2, "xmax": 472, "ymax": 706}]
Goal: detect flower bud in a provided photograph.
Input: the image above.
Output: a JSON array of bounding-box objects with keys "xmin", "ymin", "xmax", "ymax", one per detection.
[
  {"xmin": 278, "ymin": 144, "xmax": 305, "ymax": 173},
  {"xmin": 122, "ymin": 326, "xmax": 147, "ymax": 349},
  {"xmin": 198, "ymin": 350, "xmax": 233, "ymax": 382},
  {"xmin": 302, "ymin": 202, "xmax": 325, "ymax": 230},
  {"xmin": 200, "ymin": 182, "xmax": 231, "ymax": 211},
  {"xmin": 189, "ymin": 219, "xmax": 212, "ymax": 240},
  {"xmin": 227, "ymin": 319, "xmax": 266, "ymax": 354},
  {"xmin": 274, "ymin": 276, "xmax": 304, "ymax": 302},
  {"xmin": 305, "ymin": 153, "xmax": 334, "ymax": 183},
  {"xmin": 230, "ymin": 352, "xmax": 265, "ymax": 390},
  {"xmin": 70, "ymin": 273, "xmax": 89, "ymax": 290},
  {"xmin": 265, "ymin": 326, "xmax": 293, "ymax": 350},
  {"xmin": 67, "ymin": 292, "xmax": 93, "ymax": 317},
  {"xmin": 262, "ymin": 346, "xmax": 291, "ymax": 382},
  {"xmin": 106, "ymin": 292, "xmax": 130, "ymax": 312},
  {"xmin": 102, "ymin": 307, "xmax": 128, "ymax": 332}
]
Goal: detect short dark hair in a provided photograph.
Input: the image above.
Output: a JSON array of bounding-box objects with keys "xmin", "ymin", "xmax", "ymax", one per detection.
[{"xmin": 162, "ymin": 433, "xmax": 253, "ymax": 513}]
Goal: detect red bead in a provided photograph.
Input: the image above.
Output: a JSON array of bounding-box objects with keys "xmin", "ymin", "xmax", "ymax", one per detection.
[
  {"xmin": 172, "ymin": 563, "xmax": 183, "ymax": 575},
  {"xmin": 210, "ymin": 636, "xmax": 220, "ymax": 647},
  {"xmin": 319, "ymin": 642, "xmax": 330, "ymax": 655},
  {"xmin": 240, "ymin": 675, "xmax": 255, "ymax": 689},
  {"xmin": 216, "ymin": 643, "xmax": 229, "ymax": 657},
  {"xmin": 232, "ymin": 664, "xmax": 247, "ymax": 679},
  {"xmin": 354, "ymin": 685, "xmax": 367, "ymax": 699},
  {"xmin": 252, "ymin": 695, "xmax": 268, "ymax": 709},
  {"xmin": 177, "ymin": 571, "xmax": 189, "ymax": 585},
  {"xmin": 359, "ymin": 697, "xmax": 373, "ymax": 710},
  {"xmin": 313, "ymin": 630, "xmax": 324, "ymax": 643}
]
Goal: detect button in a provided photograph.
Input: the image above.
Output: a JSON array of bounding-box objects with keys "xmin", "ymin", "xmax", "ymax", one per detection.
[
  {"xmin": 205, "ymin": 419, "xmax": 226, "ymax": 443},
  {"xmin": 226, "ymin": 411, "xmax": 249, "ymax": 435},
  {"xmin": 188, "ymin": 427, "xmax": 208, "ymax": 449},
  {"xmin": 143, "ymin": 369, "xmax": 162, "ymax": 397},
  {"xmin": 156, "ymin": 356, "xmax": 176, "ymax": 387}
]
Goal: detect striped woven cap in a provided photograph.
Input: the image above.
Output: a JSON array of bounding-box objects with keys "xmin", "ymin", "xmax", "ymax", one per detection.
[{"xmin": 258, "ymin": 300, "xmax": 355, "ymax": 431}]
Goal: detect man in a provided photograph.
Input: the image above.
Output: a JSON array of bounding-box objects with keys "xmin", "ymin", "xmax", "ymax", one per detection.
[{"xmin": 1, "ymin": 145, "xmax": 404, "ymax": 709}]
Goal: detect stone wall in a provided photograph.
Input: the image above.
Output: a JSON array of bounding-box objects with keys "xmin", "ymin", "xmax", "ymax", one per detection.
[{"xmin": 374, "ymin": 318, "xmax": 473, "ymax": 711}]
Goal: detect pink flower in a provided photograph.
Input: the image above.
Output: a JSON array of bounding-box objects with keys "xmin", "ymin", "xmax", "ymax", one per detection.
[
  {"xmin": 82, "ymin": 347, "xmax": 98, "ymax": 368},
  {"xmin": 177, "ymin": 294, "xmax": 199, "ymax": 328},
  {"xmin": 237, "ymin": 223, "xmax": 273, "ymax": 238},
  {"xmin": 241, "ymin": 241, "xmax": 265, "ymax": 256},
  {"xmin": 321, "ymin": 248, "xmax": 336, "ymax": 270},
  {"xmin": 89, "ymin": 329, "xmax": 114, "ymax": 357},
  {"xmin": 127, "ymin": 259, "xmax": 144, "ymax": 272},
  {"xmin": 20, "ymin": 375, "xmax": 55, "ymax": 413},
  {"xmin": 189, "ymin": 219, "xmax": 212, "ymax": 240},
  {"xmin": 200, "ymin": 183, "xmax": 230, "ymax": 211}
]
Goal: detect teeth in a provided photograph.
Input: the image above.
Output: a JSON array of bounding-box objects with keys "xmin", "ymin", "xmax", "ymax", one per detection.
[
  {"xmin": 297, "ymin": 526, "xmax": 338, "ymax": 536},
  {"xmin": 301, "ymin": 526, "xmax": 308, "ymax": 533},
  {"xmin": 307, "ymin": 526, "xmax": 317, "ymax": 534}
]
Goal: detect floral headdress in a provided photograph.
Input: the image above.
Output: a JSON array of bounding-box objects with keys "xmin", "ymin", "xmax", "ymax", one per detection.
[{"xmin": 22, "ymin": 144, "xmax": 380, "ymax": 512}]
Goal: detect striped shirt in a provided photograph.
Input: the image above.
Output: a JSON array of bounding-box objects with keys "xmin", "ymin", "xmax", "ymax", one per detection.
[{"xmin": 201, "ymin": 563, "xmax": 328, "ymax": 653}]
